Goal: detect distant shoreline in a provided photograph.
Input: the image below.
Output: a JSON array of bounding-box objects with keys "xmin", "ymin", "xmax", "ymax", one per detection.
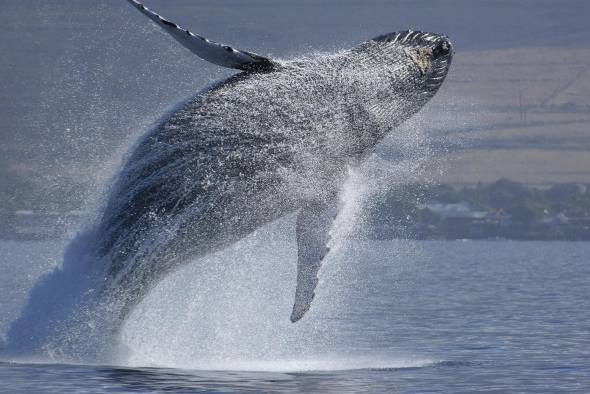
[{"xmin": 3, "ymin": 178, "xmax": 590, "ymax": 242}]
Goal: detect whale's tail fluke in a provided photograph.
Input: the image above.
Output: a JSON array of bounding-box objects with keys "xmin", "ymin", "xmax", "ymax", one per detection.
[{"xmin": 125, "ymin": 0, "xmax": 276, "ymax": 72}]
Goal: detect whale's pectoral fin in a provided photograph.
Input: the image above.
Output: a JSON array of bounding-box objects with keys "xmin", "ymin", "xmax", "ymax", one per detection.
[
  {"xmin": 125, "ymin": 0, "xmax": 276, "ymax": 72},
  {"xmin": 291, "ymin": 199, "xmax": 338, "ymax": 323}
]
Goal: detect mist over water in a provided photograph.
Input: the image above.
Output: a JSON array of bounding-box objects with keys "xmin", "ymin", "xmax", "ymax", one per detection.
[
  {"xmin": 114, "ymin": 158, "xmax": 432, "ymax": 371},
  {"xmin": 1, "ymin": 89, "xmax": 444, "ymax": 369},
  {"xmin": 0, "ymin": 0, "xmax": 454, "ymax": 380},
  {"xmin": 1, "ymin": 18, "xmax": 454, "ymax": 363},
  {"xmin": 2, "ymin": 147, "xmax": 437, "ymax": 371},
  {"xmin": 3, "ymin": 2, "xmax": 590, "ymax": 392}
]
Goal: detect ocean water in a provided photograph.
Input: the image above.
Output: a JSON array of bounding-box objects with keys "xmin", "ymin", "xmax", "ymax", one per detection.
[
  {"xmin": 2, "ymin": 1, "xmax": 590, "ymax": 392},
  {"xmin": 1, "ymin": 237, "xmax": 588, "ymax": 393}
]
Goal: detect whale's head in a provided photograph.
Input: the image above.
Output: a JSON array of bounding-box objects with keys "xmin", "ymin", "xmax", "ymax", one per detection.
[
  {"xmin": 346, "ymin": 30, "xmax": 453, "ymax": 128},
  {"xmin": 368, "ymin": 30, "xmax": 452, "ymax": 94}
]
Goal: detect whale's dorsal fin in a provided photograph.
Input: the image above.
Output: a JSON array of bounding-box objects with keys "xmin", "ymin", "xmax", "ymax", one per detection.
[
  {"xmin": 126, "ymin": 0, "xmax": 275, "ymax": 72},
  {"xmin": 291, "ymin": 199, "xmax": 338, "ymax": 323}
]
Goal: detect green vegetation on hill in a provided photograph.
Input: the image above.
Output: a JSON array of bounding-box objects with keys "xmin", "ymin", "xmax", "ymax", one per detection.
[
  {"xmin": 2, "ymin": 172, "xmax": 590, "ymax": 240},
  {"xmin": 366, "ymin": 179, "xmax": 590, "ymax": 240}
]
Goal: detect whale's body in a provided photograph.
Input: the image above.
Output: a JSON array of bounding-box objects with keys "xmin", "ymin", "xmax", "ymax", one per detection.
[{"xmin": 95, "ymin": 0, "xmax": 453, "ymax": 323}]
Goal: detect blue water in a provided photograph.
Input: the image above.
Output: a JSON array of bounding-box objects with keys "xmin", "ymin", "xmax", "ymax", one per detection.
[
  {"xmin": 1, "ymin": 239, "xmax": 589, "ymax": 393},
  {"xmin": 2, "ymin": 1, "xmax": 589, "ymax": 392}
]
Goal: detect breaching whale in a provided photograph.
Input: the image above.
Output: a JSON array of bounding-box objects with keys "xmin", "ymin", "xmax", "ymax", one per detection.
[{"xmin": 99, "ymin": 0, "xmax": 453, "ymax": 324}]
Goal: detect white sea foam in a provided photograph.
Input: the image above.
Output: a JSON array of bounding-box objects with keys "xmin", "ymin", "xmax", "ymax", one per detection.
[
  {"xmin": 2, "ymin": 40, "xmax": 457, "ymax": 368},
  {"xmin": 126, "ymin": 356, "xmax": 437, "ymax": 373}
]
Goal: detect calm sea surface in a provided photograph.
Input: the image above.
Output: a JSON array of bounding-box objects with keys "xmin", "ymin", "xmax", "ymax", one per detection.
[
  {"xmin": 2, "ymin": 1, "xmax": 590, "ymax": 392},
  {"xmin": 1, "ymin": 239, "xmax": 588, "ymax": 393}
]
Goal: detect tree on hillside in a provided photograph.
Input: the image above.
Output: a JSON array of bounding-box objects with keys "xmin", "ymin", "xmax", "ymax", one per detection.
[
  {"xmin": 483, "ymin": 178, "xmax": 531, "ymax": 209},
  {"xmin": 547, "ymin": 183, "xmax": 581, "ymax": 202}
]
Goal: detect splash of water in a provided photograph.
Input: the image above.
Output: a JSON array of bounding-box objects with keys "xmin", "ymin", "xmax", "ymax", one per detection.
[{"xmin": 2, "ymin": 40, "xmax": 454, "ymax": 369}]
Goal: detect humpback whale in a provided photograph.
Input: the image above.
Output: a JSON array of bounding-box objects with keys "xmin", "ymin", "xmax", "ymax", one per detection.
[{"xmin": 99, "ymin": 0, "xmax": 453, "ymax": 324}]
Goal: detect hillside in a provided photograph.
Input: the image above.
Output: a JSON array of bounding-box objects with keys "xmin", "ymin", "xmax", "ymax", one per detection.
[{"xmin": 424, "ymin": 46, "xmax": 590, "ymax": 185}]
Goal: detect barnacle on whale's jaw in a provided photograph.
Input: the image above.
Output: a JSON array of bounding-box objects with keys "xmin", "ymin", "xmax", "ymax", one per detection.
[{"xmin": 410, "ymin": 39, "xmax": 453, "ymax": 72}]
